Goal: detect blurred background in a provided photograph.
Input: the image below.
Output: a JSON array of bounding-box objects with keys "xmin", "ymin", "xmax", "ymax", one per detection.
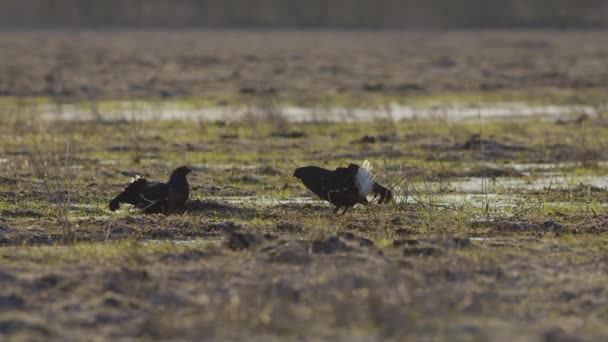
[
  {"xmin": 1, "ymin": 1, "xmax": 607, "ymax": 103},
  {"xmin": 2, "ymin": 0, "xmax": 607, "ymax": 29}
]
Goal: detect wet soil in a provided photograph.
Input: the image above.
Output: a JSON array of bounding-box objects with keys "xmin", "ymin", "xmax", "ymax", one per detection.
[{"xmin": 2, "ymin": 232, "xmax": 608, "ymax": 340}]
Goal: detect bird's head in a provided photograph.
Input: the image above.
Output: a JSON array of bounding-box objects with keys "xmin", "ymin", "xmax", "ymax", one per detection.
[
  {"xmin": 174, "ymin": 165, "xmax": 192, "ymax": 175},
  {"xmin": 347, "ymin": 164, "xmax": 359, "ymax": 174},
  {"xmin": 293, "ymin": 167, "xmax": 303, "ymax": 179}
]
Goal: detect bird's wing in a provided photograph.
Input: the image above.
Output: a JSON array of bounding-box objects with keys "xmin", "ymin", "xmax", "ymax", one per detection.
[
  {"xmin": 111, "ymin": 178, "xmax": 150, "ymax": 207},
  {"xmin": 142, "ymin": 198, "xmax": 168, "ymax": 214},
  {"xmin": 296, "ymin": 166, "xmax": 334, "ymax": 200},
  {"xmin": 140, "ymin": 182, "xmax": 170, "ymax": 201},
  {"xmin": 328, "ymin": 188, "xmax": 368, "ymax": 206}
]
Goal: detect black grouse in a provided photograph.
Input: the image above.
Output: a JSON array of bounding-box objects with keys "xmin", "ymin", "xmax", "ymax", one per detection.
[
  {"xmin": 109, "ymin": 165, "xmax": 192, "ymax": 214},
  {"xmin": 293, "ymin": 160, "xmax": 392, "ymax": 215}
]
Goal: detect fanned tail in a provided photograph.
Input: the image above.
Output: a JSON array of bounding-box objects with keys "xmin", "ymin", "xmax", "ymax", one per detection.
[
  {"xmin": 109, "ymin": 196, "xmax": 122, "ymax": 211},
  {"xmin": 355, "ymin": 160, "xmax": 375, "ymax": 197},
  {"xmin": 109, "ymin": 176, "xmax": 146, "ymax": 211}
]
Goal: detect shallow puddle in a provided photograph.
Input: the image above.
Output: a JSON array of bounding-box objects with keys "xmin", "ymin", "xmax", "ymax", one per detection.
[
  {"xmin": 34, "ymin": 101, "xmax": 602, "ymax": 122},
  {"xmin": 210, "ymin": 196, "xmax": 318, "ymax": 206},
  {"xmin": 446, "ymin": 175, "xmax": 608, "ymax": 193},
  {"xmin": 139, "ymin": 238, "xmax": 216, "ymax": 245}
]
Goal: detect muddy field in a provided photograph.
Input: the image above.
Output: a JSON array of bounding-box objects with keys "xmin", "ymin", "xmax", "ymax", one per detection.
[
  {"xmin": 0, "ymin": 30, "xmax": 607, "ymax": 103},
  {"xmin": 2, "ymin": 30, "xmax": 608, "ymax": 341}
]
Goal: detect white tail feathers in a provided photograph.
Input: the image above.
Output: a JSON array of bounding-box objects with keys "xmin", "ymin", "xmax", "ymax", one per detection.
[
  {"xmin": 355, "ymin": 160, "xmax": 375, "ymax": 196},
  {"xmin": 130, "ymin": 175, "xmax": 141, "ymax": 183}
]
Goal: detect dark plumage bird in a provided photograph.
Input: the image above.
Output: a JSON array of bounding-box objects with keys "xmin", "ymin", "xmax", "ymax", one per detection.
[
  {"xmin": 109, "ymin": 165, "xmax": 192, "ymax": 214},
  {"xmin": 293, "ymin": 160, "xmax": 392, "ymax": 215}
]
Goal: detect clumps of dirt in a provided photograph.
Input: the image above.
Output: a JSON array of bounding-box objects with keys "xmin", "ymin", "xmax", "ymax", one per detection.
[
  {"xmin": 270, "ymin": 131, "xmax": 306, "ymax": 139},
  {"xmin": 436, "ymin": 165, "xmax": 523, "ymax": 178},
  {"xmin": 426, "ymin": 134, "xmax": 537, "ymax": 164},
  {"xmin": 255, "ymin": 166, "xmax": 282, "ymax": 176},
  {"xmin": 555, "ymin": 113, "xmax": 589, "ymax": 125},
  {"xmin": 312, "ymin": 237, "xmax": 352, "ymax": 254},
  {"xmin": 159, "ymin": 249, "xmax": 212, "ymax": 263},
  {"xmin": 239, "ymin": 86, "xmax": 277, "ymax": 95},
  {"xmin": 463, "ymin": 166, "xmax": 523, "ymax": 178},
  {"xmin": 542, "ymin": 327, "xmax": 582, "ymax": 342},
  {"xmin": 106, "ymin": 145, "xmax": 160, "ymax": 153},
  {"xmin": 0, "ymin": 314, "xmax": 54, "ymax": 337},
  {"xmin": 0, "ymin": 177, "xmax": 18, "ymax": 185},
  {"xmin": 226, "ymin": 232, "xmax": 271, "ymax": 251},
  {"xmin": 193, "ymin": 185, "xmax": 223, "ymax": 195},
  {"xmin": 1, "ymin": 209, "xmax": 44, "ymax": 218},
  {"xmin": 264, "ymin": 203, "xmax": 334, "ymax": 219},
  {"xmin": 362, "ymin": 82, "xmax": 425, "ymax": 93},
  {"xmin": 538, "ymin": 213, "xmax": 608, "ymax": 235},
  {"xmin": 357, "ymin": 133, "xmax": 398, "ymax": 144},
  {"xmin": 185, "ymin": 200, "xmax": 259, "ymax": 219},
  {"xmin": 225, "ymin": 232, "xmax": 379, "ymax": 260},
  {"xmin": 393, "ymin": 239, "xmax": 419, "ymax": 248},
  {"xmin": 0, "ymin": 191, "xmax": 18, "ymax": 202},
  {"xmin": 105, "ymin": 224, "xmax": 136, "ymax": 238},
  {"xmin": 133, "ymin": 218, "xmax": 235, "ymax": 241},
  {"xmin": 457, "ymin": 135, "xmax": 531, "ymax": 160},
  {"xmin": 362, "ymin": 82, "xmax": 385, "ymax": 92},
  {"xmin": 265, "ymin": 243, "xmax": 313, "ymax": 265},
  {"xmin": 337, "ymin": 232, "xmax": 374, "ymax": 247},
  {"xmin": 0, "ymin": 294, "xmax": 25, "ymax": 311},
  {"xmin": 275, "ymin": 221, "xmax": 306, "ymax": 233},
  {"xmin": 231, "ymin": 175, "xmax": 261, "ymax": 184},
  {"xmin": 219, "ymin": 133, "xmax": 239, "ymax": 140},
  {"xmin": 542, "ymin": 143, "xmax": 604, "ymax": 164},
  {"xmin": 471, "ymin": 219, "xmax": 566, "ymax": 235},
  {"xmin": 0, "ymin": 231, "xmax": 11, "ymax": 246},
  {"xmin": 254, "ymin": 233, "xmax": 383, "ymax": 266},
  {"xmin": 201, "ymin": 221, "xmax": 242, "ymax": 234},
  {"xmin": 0, "ymin": 227, "xmax": 62, "ymax": 246},
  {"xmin": 459, "ymin": 135, "xmax": 527, "ymax": 151},
  {"xmin": 139, "ymin": 226, "xmax": 181, "ymax": 240},
  {"xmin": 1, "ymin": 214, "xmax": 248, "ymax": 246},
  {"xmin": 394, "ymin": 227, "xmax": 417, "ymax": 237},
  {"xmin": 402, "ymin": 246, "xmax": 444, "ymax": 257},
  {"xmin": 0, "ymin": 220, "xmax": 14, "ymax": 233},
  {"xmin": 395, "ymin": 237, "xmax": 472, "ymax": 257}
]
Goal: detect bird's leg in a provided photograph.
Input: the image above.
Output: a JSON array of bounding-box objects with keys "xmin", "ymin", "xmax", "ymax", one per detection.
[
  {"xmin": 166, "ymin": 200, "xmax": 176, "ymax": 215},
  {"xmin": 139, "ymin": 194, "xmax": 154, "ymax": 204},
  {"xmin": 334, "ymin": 206, "xmax": 349, "ymax": 216},
  {"xmin": 341, "ymin": 206, "xmax": 350, "ymax": 215}
]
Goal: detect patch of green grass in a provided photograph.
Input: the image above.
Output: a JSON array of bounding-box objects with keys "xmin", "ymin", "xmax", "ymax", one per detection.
[
  {"xmin": 0, "ymin": 240, "xmax": 209, "ymax": 266},
  {"xmin": 1, "ymin": 98, "xmax": 608, "ymax": 248},
  {"xmin": 1, "ymin": 86, "xmax": 606, "ymax": 115}
]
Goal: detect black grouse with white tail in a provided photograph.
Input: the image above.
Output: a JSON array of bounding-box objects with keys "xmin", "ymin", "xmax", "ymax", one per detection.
[
  {"xmin": 109, "ymin": 165, "xmax": 192, "ymax": 214},
  {"xmin": 293, "ymin": 160, "xmax": 392, "ymax": 215}
]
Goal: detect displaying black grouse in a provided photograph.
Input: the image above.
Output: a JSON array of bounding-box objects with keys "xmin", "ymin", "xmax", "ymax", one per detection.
[
  {"xmin": 293, "ymin": 160, "xmax": 392, "ymax": 215},
  {"xmin": 109, "ymin": 165, "xmax": 192, "ymax": 214}
]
